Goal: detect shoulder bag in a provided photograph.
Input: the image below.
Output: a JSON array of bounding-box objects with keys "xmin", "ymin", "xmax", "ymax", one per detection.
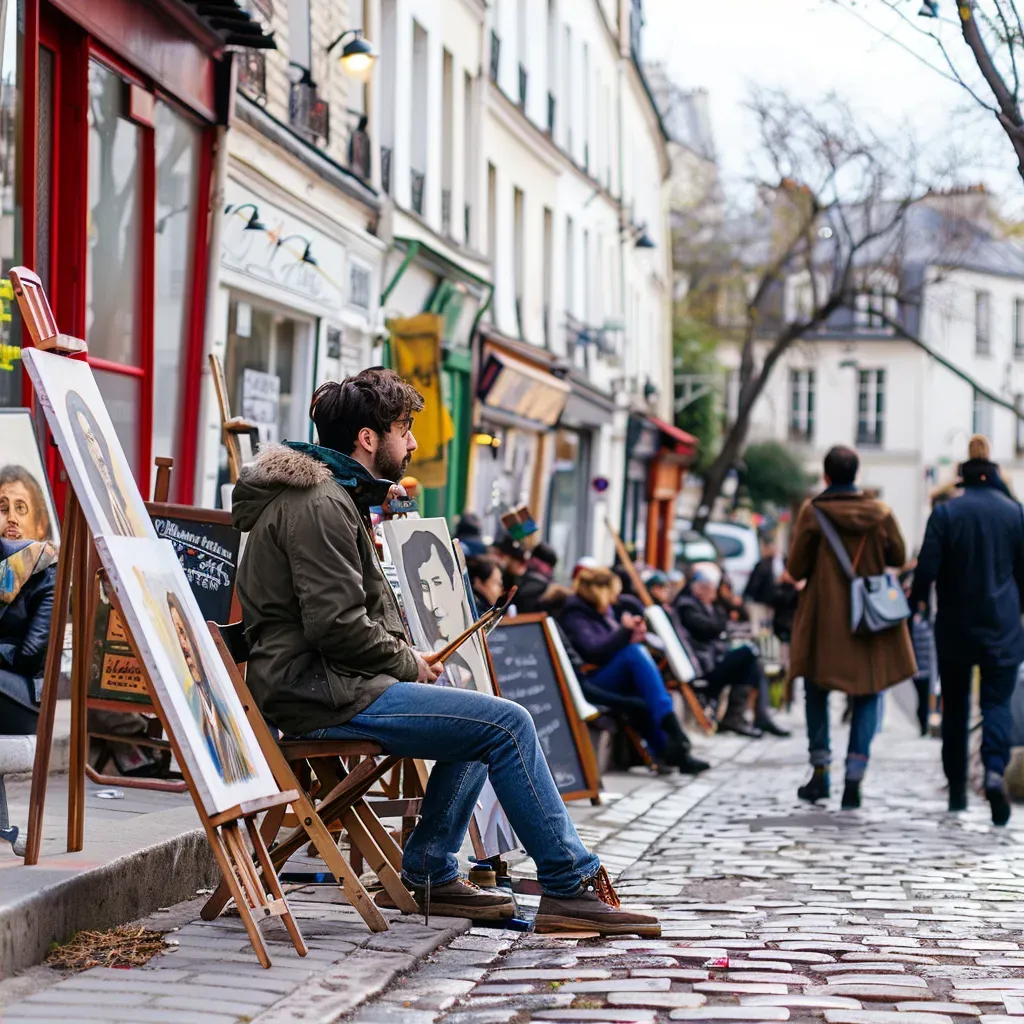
[{"xmin": 812, "ymin": 506, "xmax": 910, "ymax": 635}]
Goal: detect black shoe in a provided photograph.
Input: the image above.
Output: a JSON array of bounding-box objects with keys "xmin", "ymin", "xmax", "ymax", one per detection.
[
  {"xmin": 841, "ymin": 780, "xmax": 861, "ymax": 810},
  {"xmin": 678, "ymin": 753, "xmax": 711, "ymax": 775},
  {"xmin": 948, "ymin": 787, "xmax": 967, "ymax": 812},
  {"xmin": 718, "ymin": 715, "xmax": 763, "ymax": 739},
  {"xmin": 754, "ymin": 716, "xmax": 791, "ymax": 738},
  {"xmin": 659, "ymin": 712, "xmax": 692, "ymax": 767},
  {"xmin": 986, "ymin": 772, "xmax": 1011, "ymax": 826},
  {"xmin": 798, "ymin": 769, "xmax": 830, "ymax": 803}
]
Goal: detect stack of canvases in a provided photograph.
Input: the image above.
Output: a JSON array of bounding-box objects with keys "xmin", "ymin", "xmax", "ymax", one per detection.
[{"xmin": 22, "ymin": 349, "xmax": 280, "ymax": 827}]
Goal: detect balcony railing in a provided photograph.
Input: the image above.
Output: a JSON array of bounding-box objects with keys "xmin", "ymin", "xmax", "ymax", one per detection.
[
  {"xmin": 518, "ymin": 63, "xmax": 528, "ymax": 108},
  {"xmin": 489, "ymin": 31, "xmax": 501, "ymax": 83},
  {"xmin": 546, "ymin": 91, "xmax": 556, "ymax": 135},
  {"xmin": 237, "ymin": 50, "xmax": 267, "ymax": 104},
  {"xmin": 411, "ymin": 168, "xmax": 425, "ymax": 215},
  {"xmin": 442, "ymin": 187, "xmax": 452, "ymax": 236},
  {"xmin": 381, "ymin": 145, "xmax": 392, "ymax": 194},
  {"xmin": 289, "ymin": 80, "xmax": 329, "ymax": 147}
]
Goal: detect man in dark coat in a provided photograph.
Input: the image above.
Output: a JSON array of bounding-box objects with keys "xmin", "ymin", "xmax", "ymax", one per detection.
[
  {"xmin": 910, "ymin": 451, "xmax": 1024, "ymax": 825},
  {"xmin": 788, "ymin": 446, "xmax": 915, "ymax": 811}
]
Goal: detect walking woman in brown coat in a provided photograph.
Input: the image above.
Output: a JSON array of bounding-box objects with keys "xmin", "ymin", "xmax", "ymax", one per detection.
[{"xmin": 787, "ymin": 446, "xmax": 916, "ymax": 809}]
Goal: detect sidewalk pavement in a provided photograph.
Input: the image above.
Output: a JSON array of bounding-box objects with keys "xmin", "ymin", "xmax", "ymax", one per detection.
[{"xmin": 6, "ymin": 687, "xmax": 1024, "ymax": 1024}]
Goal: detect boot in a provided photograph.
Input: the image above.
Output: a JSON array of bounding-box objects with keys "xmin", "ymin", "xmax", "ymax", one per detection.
[
  {"xmin": 841, "ymin": 779, "xmax": 861, "ymax": 810},
  {"xmin": 375, "ymin": 878, "xmax": 515, "ymax": 920},
  {"xmin": 986, "ymin": 771, "xmax": 1011, "ymax": 827},
  {"xmin": 660, "ymin": 713, "xmax": 711, "ymax": 775},
  {"xmin": 798, "ymin": 766, "xmax": 830, "ymax": 803},
  {"xmin": 948, "ymin": 785, "xmax": 968, "ymax": 812},
  {"xmin": 534, "ymin": 866, "xmax": 661, "ymax": 937},
  {"xmin": 719, "ymin": 686, "xmax": 762, "ymax": 738},
  {"xmin": 754, "ymin": 713, "xmax": 791, "ymax": 737}
]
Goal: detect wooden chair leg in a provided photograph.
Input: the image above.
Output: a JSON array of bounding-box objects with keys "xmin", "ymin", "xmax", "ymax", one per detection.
[
  {"xmin": 342, "ymin": 804, "xmax": 418, "ymax": 915},
  {"xmin": 357, "ymin": 799, "xmax": 404, "ymax": 873},
  {"xmin": 679, "ymin": 682, "xmax": 714, "ymax": 734}
]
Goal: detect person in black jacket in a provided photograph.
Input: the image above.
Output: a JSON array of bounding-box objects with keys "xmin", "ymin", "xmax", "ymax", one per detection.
[
  {"xmin": 515, "ymin": 543, "xmax": 558, "ymax": 614},
  {"xmin": 675, "ymin": 563, "xmax": 788, "ymax": 738},
  {"xmin": 0, "ymin": 538, "xmax": 57, "ymax": 735},
  {"xmin": 911, "ymin": 448, "xmax": 1024, "ymax": 825}
]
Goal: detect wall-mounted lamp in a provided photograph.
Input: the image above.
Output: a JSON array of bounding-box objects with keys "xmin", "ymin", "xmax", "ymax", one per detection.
[
  {"xmin": 326, "ymin": 28, "xmax": 377, "ymax": 82},
  {"xmin": 225, "ymin": 203, "xmax": 265, "ymax": 231},
  {"xmin": 634, "ymin": 230, "xmax": 656, "ymax": 250},
  {"xmin": 276, "ymin": 233, "xmax": 318, "ymax": 266},
  {"xmin": 918, "ymin": 0, "xmax": 938, "ymax": 16}
]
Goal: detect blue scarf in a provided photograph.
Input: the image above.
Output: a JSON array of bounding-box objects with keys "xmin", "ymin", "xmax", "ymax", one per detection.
[{"xmin": 282, "ymin": 441, "xmax": 393, "ymax": 510}]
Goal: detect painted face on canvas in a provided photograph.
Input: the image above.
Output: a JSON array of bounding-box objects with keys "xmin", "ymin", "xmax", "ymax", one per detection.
[
  {"xmin": 418, "ymin": 548, "xmax": 460, "ymax": 642},
  {"xmin": 0, "ymin": 481, "xmax": 45, "ymax": 541},
  {"xmin": 170, "ymin": 604, "xmax": 202, "ymax": 683}
]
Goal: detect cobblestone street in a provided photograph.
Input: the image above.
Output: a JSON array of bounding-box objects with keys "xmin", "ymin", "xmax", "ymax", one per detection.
[{"xmin": 5, "ymin": 695, "xmax": 1024, "ymax": 1024}]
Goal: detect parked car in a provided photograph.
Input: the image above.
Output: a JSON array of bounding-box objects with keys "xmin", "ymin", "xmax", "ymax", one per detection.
[{"xmin": 676, "ymin": 520, "xmax": 761, "ymax": 594}]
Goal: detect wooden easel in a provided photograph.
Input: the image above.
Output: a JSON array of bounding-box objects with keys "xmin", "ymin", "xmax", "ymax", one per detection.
[
  {"xmin": 605, "ymin": 519, "xmax": 714, "ymax": 734},
  {"xmin": 12, "ymin": 267, "xmax": 306, "ymax": 968}
]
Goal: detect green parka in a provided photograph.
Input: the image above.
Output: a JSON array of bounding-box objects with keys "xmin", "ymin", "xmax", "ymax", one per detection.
[{"xmin": 231, "ymin": 443, "xmax": 418, "ymax": 736}]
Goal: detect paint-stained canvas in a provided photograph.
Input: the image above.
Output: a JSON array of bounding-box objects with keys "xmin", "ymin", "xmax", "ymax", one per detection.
[
  {"xmin": 97, "ymin": 535, "xmax": 279, "ymax": 815},
  {"xmin": 22, "ymin": 348, "xmax": 155, "ymax": 541}
]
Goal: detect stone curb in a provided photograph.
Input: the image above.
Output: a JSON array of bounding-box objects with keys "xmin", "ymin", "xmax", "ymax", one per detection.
[{"xmin": 0, "ymin": 809, "xmax": 218, "ymax": 978}]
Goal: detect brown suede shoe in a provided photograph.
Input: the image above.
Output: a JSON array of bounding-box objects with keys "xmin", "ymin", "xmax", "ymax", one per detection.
[
  {"xmin": 375, "ymin": 878, "xmax": 515, "ymax": 921},
  {"xmin": 534, "ymin": 866, "xmax": 661, "ymax": 936}
]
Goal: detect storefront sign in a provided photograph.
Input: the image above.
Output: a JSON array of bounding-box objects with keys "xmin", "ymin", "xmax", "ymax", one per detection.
[
  {"xmin": 241, "ymin": 368, "xmax": 281, "ymax": 444},
  {"xmin": 477, "ymin": 350, "xmax": 569, "ymax": 428},
  {"xmin": 220, "ymin": 180, "xmax": 348, "ymax": 312},
  {"xmin": 390, "ymin": 313, "xmax": 453, "ymax": 489}
]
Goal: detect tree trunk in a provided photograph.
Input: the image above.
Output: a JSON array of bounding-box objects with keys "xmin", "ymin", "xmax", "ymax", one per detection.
[{"xmin": 692, "ymin": 394, "xmax": 757, "ymax": 534}]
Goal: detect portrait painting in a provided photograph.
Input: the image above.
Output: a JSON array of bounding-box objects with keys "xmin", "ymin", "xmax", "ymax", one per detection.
[
  {"xmin": 0, "ymin": 409, "xmax": 59, "ymax": 545},
  {"xmin": 382, "ymin": 518, "xmax": 494, "ymax": 694},
  {"xmin": 96, "ymin": 535, "xmax": 278, "ymax": 815},
  {"xmin": 645, "ymin": 604, "xmax": 697, "ymax": 683},
  {"xmin": 22, "ymin": 349, "xmax": 155, "ymax": 541}
]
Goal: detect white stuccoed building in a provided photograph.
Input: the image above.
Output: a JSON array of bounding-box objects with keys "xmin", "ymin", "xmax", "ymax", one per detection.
[{"xmin": 717, "ymin": 191, "xmax": 1024, "ymax": 553}]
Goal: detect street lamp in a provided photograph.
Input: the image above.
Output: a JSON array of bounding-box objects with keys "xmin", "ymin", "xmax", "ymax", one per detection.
[
  {"xmin": 326, "ymin": 29, "xmax": 377, "ymax": 81},
  {"xmin": 275, "ymin": 234, "xmax": 318, "ymax": 266}
]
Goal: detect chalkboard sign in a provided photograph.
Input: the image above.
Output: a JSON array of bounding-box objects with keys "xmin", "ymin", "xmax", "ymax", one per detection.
[
  {"xmin": 486, "ymin": 613, "xmax": 600, "ymax": 803},
  {"xmin": 89, "ymin": 502, "xmax": 241, "ymax": 705}
]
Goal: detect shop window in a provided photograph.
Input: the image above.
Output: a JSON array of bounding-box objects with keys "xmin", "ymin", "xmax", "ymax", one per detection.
[
  {"xmin": 349, "ymin": 262, "xmax": 372, "ymax": 310},
  {"xmin": 152, "ymin": 102, "xmax": 201, "ymax": 496},
  {"xmin": 0, "ymin": 0, "xmax": 21, "ymax": 408},
  {"xmin": 789, "ymin": 368, "xmax": 815, "ymax": 442},
  {"xmin": 86, "ymin": 61, "xmax": 143, "ymax": 367},
  {"xmin": 857, "ymin": 368, "xmax": 885, "ymax": 447}
]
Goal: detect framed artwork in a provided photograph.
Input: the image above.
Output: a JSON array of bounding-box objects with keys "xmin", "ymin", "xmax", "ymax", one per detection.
[
  {"xmin": 22, "ymin": 348, "xmax": 155, "ymax": 541},
  {"xmin": 96, "ymin": 535, "xmax": 278, "ymax": 815},
  {"xmin": 382, "ymin": 517, "xmax": 494, "ymax": 694},
  {"xmin": 0, "ymin": 408, "xmax": 59, "ymax": 545}
]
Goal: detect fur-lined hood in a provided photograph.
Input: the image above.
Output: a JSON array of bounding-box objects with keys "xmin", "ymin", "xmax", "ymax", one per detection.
[{"xmin": 231, "ymin": 444, "xmax": 337, "ymax": 533}]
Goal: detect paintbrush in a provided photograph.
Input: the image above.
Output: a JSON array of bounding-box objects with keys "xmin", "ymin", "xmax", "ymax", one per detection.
[{"xmin": 424, "ymin": 586, "xmax": 518, "ymax": 666}]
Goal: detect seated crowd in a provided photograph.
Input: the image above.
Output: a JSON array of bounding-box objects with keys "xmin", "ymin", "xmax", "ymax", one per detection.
[{"xmin": 463, "ymin": 527, "xmax": 791, "ymax": 777}]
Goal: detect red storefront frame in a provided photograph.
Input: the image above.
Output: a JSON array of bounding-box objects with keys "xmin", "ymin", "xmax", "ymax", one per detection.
[{"xmin": 20, "ymin": 0, "xmax": 223, "ymax": 507}]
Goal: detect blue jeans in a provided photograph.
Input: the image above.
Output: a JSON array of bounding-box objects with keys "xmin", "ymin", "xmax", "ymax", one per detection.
[
  {"xmin": 586, "ymin": 644, "xmax": 675, "ymax": 753},
  {"xmin": 804, "ymin": 680, "xmax": 880, "ymax": 781},
  {"xmin": 940, "ymin": 659, "xmax": 1016, "ymax": 783},
  {"xmin": 306, "ymin": 682, "xmax": 600, "ymax": 898}
]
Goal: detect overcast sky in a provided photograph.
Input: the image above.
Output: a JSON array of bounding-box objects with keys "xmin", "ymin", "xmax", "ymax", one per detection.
[{"xmin": 643, "ymin": 0, "xmax": 1022, "ymax": 211}]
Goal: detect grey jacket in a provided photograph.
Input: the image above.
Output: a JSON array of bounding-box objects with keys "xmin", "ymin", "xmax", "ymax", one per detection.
[{"xmin": 232, "ymin": 444, "xmax": 418, "ymax": 736}]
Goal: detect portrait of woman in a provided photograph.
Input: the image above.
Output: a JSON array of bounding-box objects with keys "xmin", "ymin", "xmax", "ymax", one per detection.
[
  {"xmin": 65, "ymin": 390, "xmax": 148, "ymax": 538},
  {"xmin": 399, "ymin": 527, "xmax": 492, "ymax": 693},
  {"xmin": 165, "ymin": 590, "xmax": 256, "ymax": 786},
  {"xmin": 0, "ymin": 466, "xmax": 52, "ymax": 543}
]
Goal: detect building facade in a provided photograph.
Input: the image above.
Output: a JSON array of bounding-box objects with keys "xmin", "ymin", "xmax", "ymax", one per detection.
[{"xmin": 717, "ymin": 196, "xmax": 1024, "ymax": 551}]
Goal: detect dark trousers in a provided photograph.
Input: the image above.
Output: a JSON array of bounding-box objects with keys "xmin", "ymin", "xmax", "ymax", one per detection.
[
  {"xmin": 939, "ymin": 660, "xmax": 1016, "ymax": 786},
  {"xmin": 704, "ymin": 646, "xmax": 763, "ymax": 718},
  {"xmin": 0, "ymin": 670, "xmax": 39, "ymax": 735}
]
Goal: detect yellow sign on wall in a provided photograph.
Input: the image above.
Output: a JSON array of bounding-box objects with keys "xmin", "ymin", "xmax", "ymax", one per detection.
[{"xmin": 389, "ymin": 313, "xmax": 454, "ymax": 490}]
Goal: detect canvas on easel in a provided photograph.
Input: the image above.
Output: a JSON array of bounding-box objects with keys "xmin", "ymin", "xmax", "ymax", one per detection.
[{"xmin": 13, "ymin": 267, "xmax": 305, "ymax": 968}]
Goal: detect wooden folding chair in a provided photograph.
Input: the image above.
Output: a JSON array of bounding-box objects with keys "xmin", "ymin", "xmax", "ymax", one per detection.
[{"xmin": 202, "ymin": 622, "xmax": 420, "ymax": 932}]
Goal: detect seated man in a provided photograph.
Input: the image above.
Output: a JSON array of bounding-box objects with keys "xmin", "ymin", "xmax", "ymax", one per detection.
[
  {"xmin": 232, "ymin": 368, "xmax": 658, "ymax": 936},
  {"xmin": 675, "ymin": 563, "xmax": 788, "ymax": 738}
]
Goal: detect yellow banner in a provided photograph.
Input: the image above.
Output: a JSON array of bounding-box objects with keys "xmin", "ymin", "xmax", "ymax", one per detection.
[{"xmin": 389, "ymin": 314, "xmax": 454, "ymax": 490}]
